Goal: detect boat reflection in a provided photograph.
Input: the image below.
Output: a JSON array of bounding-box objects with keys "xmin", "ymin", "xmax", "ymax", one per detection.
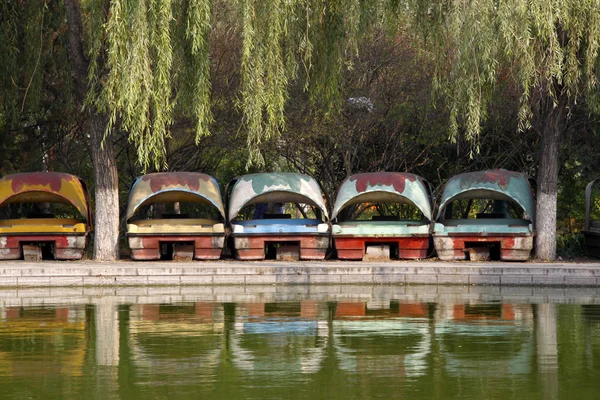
[
  {"xmin": 230, "ymin": 301, "xmax": 330, "ymax": 375},
  {"xmin": 0, "ymin": 306, "xmax": 86, "ymax": 377},
  {"xmin": 0, "ymin": 294, "xmax": 584, "ymax": 398},
  {"xmin": 332, "ymin": 301, "xmax": 431, "ymax": 377},
  {"xmin": 128, "ymin": 303, "xmax": 224, "ymax": 379},
  {"xmin": 435, "ymin": 303, "xmax": 535, "ymax": 377}
]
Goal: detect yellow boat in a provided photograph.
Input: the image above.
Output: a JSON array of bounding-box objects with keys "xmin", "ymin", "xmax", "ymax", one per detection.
[{"xmin": 0, "ymin": 172, "xmax": 91, "ymax": 260}]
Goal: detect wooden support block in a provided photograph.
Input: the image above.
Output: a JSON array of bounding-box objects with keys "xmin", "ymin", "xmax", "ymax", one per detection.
[
  {"xmin": 364, "ymin": 244, "xmax": 390, "ymax": 261},
  {"xmin": 23, "ymin": 244, "xmax": 42, "ymax": 261},
  {"xmin": 173, "ymin": 243, "xmax": 194, "ymax": 261},
  {"xmin": 466, "ymin": 247, "xmax": 490, "ymax": 261},
  {"xmin": 276, "ymin": 244, "xmax": 300, "ymax": 261}
]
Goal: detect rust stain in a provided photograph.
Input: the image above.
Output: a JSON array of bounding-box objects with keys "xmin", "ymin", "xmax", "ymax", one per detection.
[
  {"xmin": 459, "ymin": 169, "xmax": 522, "ymax": 191},
  {"xmin": 503, "ymin": 237, "xmax": 515, "ymax": 248},
  {"xmin": 349, "ymin": 172, "xmax": 418, "ymax": 193},
  {"xmin": 11, "ymin": 172, "xmax": 73, "ymax": 193},
  {"xmin": 141, "ymin": 172, "xmax": 210, "ymax": 193}
]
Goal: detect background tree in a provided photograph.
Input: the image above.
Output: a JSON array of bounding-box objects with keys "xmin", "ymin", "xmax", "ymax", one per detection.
[
  {"xmin": 402, "ymin": 0, "xmax": 600, "ymax": 260},
  {"xmin": 2, "ymin": 0, "xmax": 599, "ymax": 261}
]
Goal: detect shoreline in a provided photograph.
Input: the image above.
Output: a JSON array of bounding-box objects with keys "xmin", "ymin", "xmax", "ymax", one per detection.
[
  {"xmin": 2, "ymin": 283, "xmax": 599, "ymax": 306},
  {"xmin": 0, "ymin": 260, "xmax": 599, "ymax": 288}
]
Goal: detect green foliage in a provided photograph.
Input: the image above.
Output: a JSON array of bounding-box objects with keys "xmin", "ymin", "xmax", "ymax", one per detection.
[
  {"xmin": 404, "ymin": 0, "xmax": 600, "ymax": 153},
  {"xmin": 150, "ymin": 0, "xmax": 175, "ymax": 163},
  {"xmin": 556, "ymin": 231, "xmax": 585, "ymax": 259},
  {"xmin": 0, "ymin": 0, "xmax": 19, "ymax": 130},
  {"xmin": 3, "ymin": 0, "xmax": 600, "ymax": 252},
  {"xmin": 183, "ymin": 0, "xmax": 213, "ymax": 142},
  {"xmin": 237, "ymin": 0, "xmax": 290, "ymax": 167},
  {"xmin": 234, "ymin": 0, "xmax": 379, "ymax": 167},
  {"xmin": 102, "ymin": 0, "xmax": 155, "ymax": 168},
  {"xmin": 351, "ymin": 203, "xmax": 425, "ymax": 221},
  {"xmin": 96, "ymin": 0, "xmax": 212, "ymax": 171}
]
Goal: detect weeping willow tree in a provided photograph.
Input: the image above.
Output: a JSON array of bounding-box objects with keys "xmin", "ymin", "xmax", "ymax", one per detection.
[
  {"xmin": 80, "ymin": 0, "xmax": 372, "ymax": 169},
  {"xmin": 64, "ymin": 0, "xmax": 370, "ymax": 259},
  {"xmin": 0, "ymin": 0, "xmax": 370, "ymax": 260},
  {"xmin": 6, "ymin": 0, "xmax": 594, "ymax": 260},
  {"xmin": 400, "ymin": 0, "xmax": 600, "ymax": 260}
]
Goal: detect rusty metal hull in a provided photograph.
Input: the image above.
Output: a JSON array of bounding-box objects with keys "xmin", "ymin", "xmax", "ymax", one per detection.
[
  {"xmin": 584, "ymin": 231, "xmax": 600, "ymax": 258},
  {"xmin": 128, "ymin": 235, "xmax": 224, "ymax": 260},
  {"xmin": 0, "ymin": 234, "xmax": 87, "ymax": 260},
  {"xmin": 232, "ymin": 234, "xmax": 329, "ymax": 260},
  {"xmin": 334, "ymin": 235, "xmax": 429, "ymax": 260},
  {"xmin": 433, "ymin": 234, "xmax": 533, "ymax": 261}
]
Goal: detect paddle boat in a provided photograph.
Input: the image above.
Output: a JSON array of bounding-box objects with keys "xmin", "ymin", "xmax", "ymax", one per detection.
[
  {"xmin": 332, "ymin": 172, "xmax": 433, "ymax": 260},
  {"xmin": 433, "ymin": 169, "xmax": 535, "ymax": 261},
  {"xmin": 0, "ymin": 172, "xmax": 92, "ymax": 260},
  {"xmin": 126, "ymin": 172, "xmax": 225, "ymax": 260},
  {"xmin": 228, "ymin": 173, "xmax": 329, "ymax": 260}
]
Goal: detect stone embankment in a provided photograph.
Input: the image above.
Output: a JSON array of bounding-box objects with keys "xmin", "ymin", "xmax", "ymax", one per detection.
[{"xmin": 0, "ymin": 260, "xmax": 599, "ymax": 288}]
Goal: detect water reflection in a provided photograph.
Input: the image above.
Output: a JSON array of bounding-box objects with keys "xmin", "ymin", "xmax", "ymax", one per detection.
[
  {"xmin": 0, "ymin": 295, "xmax": 600, "ymax": 399},
  {"xmin": 435, "ymin": 303, "xmax": 535, "ymax": 377},
  {"xmin": 0, "ymin": 306, "xmax": 86, "ymax": 377},
  {"xmin": 333, "ymin": 302, "xmax": 431, "ymax": 378},
  {"xmin": 231, "ymin": 302, "xmax": 329, "ymax": 376},
  {"xmin": 128, "ymin": 303, "xmax": 224, "ymax": 387}
]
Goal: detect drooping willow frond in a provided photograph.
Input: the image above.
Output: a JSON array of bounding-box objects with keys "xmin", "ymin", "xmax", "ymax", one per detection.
[
  {"xmin": 403, "ymin": 0, "xmax": 600, "ymax": 153},
  {"xmin": 185, "ymin": 0, "xmax": 213, "ymax": 141},
  {"xmin": 85, "ymin": 0, "xmax": 106, "ymax": 106},
  {"xmin": 0, "ymin": 0, "xmax": 19, "ymax": 129},
  {"xmin": 149, "ymin": 0, "xmax": 174, "ymax": 165},
  {"xmin": 238, "ymin": 0, "xmax": 291, "ymax": 167},
  {"xmin": 101, "ymin": 0, "xmax": 173, "ymax": 170}
]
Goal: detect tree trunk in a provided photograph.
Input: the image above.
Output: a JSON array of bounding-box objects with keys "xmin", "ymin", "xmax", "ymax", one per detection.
[
  {"xmin": 535, "ymin": 93, "xmax": 568, "ymax": 261},
  {"xmin": 89, "ymin": 113, "xmax": 120, "ymax": 260},
  {"xmin": 64, "ymin": 0, "xmax": 120, "ymax": 260}
]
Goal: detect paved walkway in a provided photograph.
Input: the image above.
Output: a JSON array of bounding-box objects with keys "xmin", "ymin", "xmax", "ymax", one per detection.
[{"xmin": 0, "ymin": 260, "xmax": 599, "ymax": 288}]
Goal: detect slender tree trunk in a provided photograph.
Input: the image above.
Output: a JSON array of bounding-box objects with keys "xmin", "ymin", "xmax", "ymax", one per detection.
[
  {"xmin": 64, "ymin": 0, "xmax": 120, "ymax": 260},
  {"xmin": 535, "ymin": 93, "xmax": 568, "ymax": 261}
]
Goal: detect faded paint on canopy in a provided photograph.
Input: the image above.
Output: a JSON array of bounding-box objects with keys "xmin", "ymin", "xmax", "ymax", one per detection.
[
  {"xmin": 227, "ymin": 173, "xmax": 329, "ymax": 221},
  {"xmin": 436, "ymin": 169, "xmax": 535, "ymax": 222},
  {"xmin": 0, "ymin": 172, "xmax": 91, "ymax": 221},
  {"xmin": 332, "ymin": 172, "xmax": 433, "ymax": 221},
  {"xmin": 126, "ymin": 172, "xmax": 225, "ymax": 221}
]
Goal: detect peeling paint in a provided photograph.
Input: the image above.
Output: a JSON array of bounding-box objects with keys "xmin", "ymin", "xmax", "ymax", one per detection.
[
  {"xmin": 0, "ymin": 172, "xmax": 91, "ymax": 221},
  {"xmin": 228, "ymin": 173, "xmax": 328, "ymax": 221},
  {"xmin": 126, "ymin": 172, "xmax": 225, "ymax": 221},
  {"xmin": 350, "ymin": 172, "xmax": 419, "ymax": 193},
  {"xmin": 141, "ymin": 172, "xmax": 211, "ymax": 193},
  {"xmin": 458, "ymin": 169, "xmax": 522, "ymax": 191},
  {"xmin": 436, "ymin": 169, "xmax": 535, "ymax": 222},
  {"xmin": 332, "ymin": 172, "xmax": 432, "ymax": 221}
]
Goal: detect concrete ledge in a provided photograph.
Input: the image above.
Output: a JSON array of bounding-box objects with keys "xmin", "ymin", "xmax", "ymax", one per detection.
[{"xmin": 0, "ymin": 260, "xmax": 597, "ymax": 288}]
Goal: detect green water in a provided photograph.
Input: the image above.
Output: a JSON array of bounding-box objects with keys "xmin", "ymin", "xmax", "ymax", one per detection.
[{"xmin": 0, "ymin": 295, "xmax": 599, "ymax": 399}]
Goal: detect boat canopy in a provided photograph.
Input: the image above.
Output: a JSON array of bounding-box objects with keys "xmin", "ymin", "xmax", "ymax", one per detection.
[
  {"xmin": 228, "ymin": 173, "xmax": 329, "ymax": 221},
  {"xmin": 436, "ymin": 169, "xmax": 535, "ymax": 222},
  {"xmin": 0, "ymin": 172, "xmax": 91, "ymax": 221},
  {"xmin": 332, "ymin": 172, "xmax": 433, "ymax": 221},
  {"xmin": 126, "ymin": 172, "xmax": 225, "ymax": 221}
]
